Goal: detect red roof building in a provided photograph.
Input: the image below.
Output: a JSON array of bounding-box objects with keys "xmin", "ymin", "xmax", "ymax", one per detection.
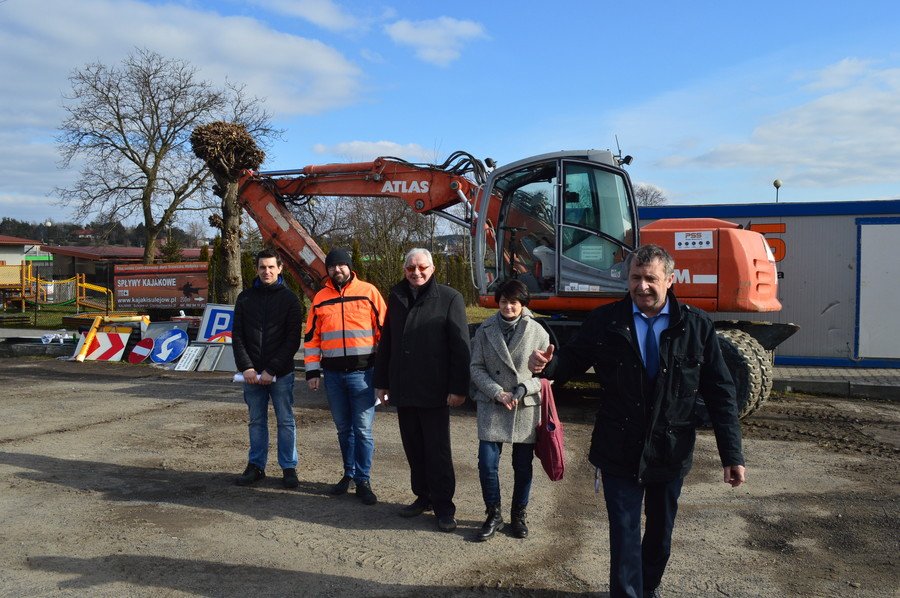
[{"xmin": 43, "ymin": 245, "xmax": 203, "ymax": 285}]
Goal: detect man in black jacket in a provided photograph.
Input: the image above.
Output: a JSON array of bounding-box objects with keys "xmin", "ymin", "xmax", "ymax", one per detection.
[
  {"xmin": 232, "ymin": 249, "xmax": 303, "ymax": 489},
  {"xmin": 530, "ymin": 244, "xmax": 745, "ymax": 598},
  {"xmin": 374, "ymin": 248, "xmax": 470, "ymax": 532}
]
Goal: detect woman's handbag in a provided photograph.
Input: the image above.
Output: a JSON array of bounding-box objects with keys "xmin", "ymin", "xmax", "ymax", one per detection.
[{"xmin": 535, "ymin": 378, "xmax": 565, "ymax": 481}]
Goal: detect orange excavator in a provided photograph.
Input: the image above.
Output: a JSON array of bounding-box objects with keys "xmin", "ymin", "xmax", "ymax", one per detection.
[{"xmin": 237, "ymin": 149, "xmax": 796, "ymax": 418}]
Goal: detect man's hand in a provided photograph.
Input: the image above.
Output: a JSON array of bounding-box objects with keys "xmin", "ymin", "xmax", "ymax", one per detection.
[
  {"xmin": 376, "ymin": 388, "xmax": 388, "ymax": 405},
  {"xmin": 447, "ymin": 393, "xmax": 466, "ymax": 407},
  {"xmin": 307, "ymin": 378, "xmax": 320, "ymax": 391},
  {"xmin": 528, "ymin": 344, "xmax": 555, "ymax": 373},
  {"xmin": 258, "ymin": 370, "xmax": 275, "ymax": 386},
  {"xmin": 243, "ymin": 368, "xmax": 259, "ymax": 384},
  {"xmin": 724, "ymin": 465, "xmax": 746, "ymax": 488}
]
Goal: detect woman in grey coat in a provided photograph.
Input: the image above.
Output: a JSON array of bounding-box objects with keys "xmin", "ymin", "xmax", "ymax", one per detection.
[{"xmin": 470, "ymin": 279, "xmax": 550, "ymax": 541}]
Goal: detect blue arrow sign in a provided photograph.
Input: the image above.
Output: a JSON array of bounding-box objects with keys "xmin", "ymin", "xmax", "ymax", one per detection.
[{"xmin": 151, "ymin": 328, "xmax": 189, "ymax": 363}]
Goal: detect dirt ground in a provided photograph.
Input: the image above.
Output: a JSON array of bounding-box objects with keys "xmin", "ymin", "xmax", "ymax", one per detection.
[{"xmin": 0, "ymin": 357, "xmax": 897, "ymax": 598}]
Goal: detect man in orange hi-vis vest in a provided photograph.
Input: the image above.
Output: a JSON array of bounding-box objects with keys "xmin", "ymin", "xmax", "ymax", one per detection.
[{"xmin": 305, "ymin": 248, "xmax": 387, "ymax": 506}]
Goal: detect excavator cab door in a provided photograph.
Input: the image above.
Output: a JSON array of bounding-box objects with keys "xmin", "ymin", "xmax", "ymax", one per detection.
[
  {"xmin": 477, "ymin": 152, "xmax": 636, "ymax": 299},
  {"xmin": 556, "ymin": 160, "xmax": 635, "ymax": 294}
]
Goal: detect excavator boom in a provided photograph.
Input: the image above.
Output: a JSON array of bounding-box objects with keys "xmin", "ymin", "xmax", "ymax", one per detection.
[{"xmin": 237, "ymin": 153, "xmax": 486, "ymax": 299}]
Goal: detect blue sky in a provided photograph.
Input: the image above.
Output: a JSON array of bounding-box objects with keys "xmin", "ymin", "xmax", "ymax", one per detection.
[{"xmin": 2, "ymin": 0, "xmax": 899, "ymax": 228}]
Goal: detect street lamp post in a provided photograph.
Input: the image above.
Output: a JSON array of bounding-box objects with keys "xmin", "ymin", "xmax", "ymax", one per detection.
[{"xmin": 773, "ymin": 179, "xmax": 782, "ymax": 203}]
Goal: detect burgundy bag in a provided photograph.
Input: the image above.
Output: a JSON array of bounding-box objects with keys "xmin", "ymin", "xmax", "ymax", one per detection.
[{"xmin": 535, "ymin": 378, "xmax": 565, "ymax": 481}]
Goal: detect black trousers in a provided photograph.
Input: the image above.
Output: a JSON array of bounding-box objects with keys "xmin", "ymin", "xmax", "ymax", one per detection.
[
  {"xmin": 601, "ymin": 472, "xmax": 684, "ymax": 598},
  {"xmin": 396, "ymin": 405, "xmax": 456, "ymax": 517}
]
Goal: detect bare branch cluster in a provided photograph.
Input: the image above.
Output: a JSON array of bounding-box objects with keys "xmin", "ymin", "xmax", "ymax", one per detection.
[
  {"xmin": 633, "ymin": 183, "xmax": 669, "ymax": 206},
  {"xmin": 55, "ymin": 48, "xmax": 278, "ymax": 264},
  {"xmin": 191, "ymin": 121, "xmax": 265, "ymax": 180}
]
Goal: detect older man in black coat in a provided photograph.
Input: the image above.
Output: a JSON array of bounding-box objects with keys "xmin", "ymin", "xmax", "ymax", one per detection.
[
  {"xmin": 530, "ymin": 244, "xmax": 745, "ymax": 598},
  {"xmin": 374, "ymin": 248, "xmax": 470, "ymax": 533}
]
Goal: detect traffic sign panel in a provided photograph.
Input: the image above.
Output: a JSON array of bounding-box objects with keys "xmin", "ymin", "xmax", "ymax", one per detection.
[
  {"xmin": 151, "ymin": 328, "xmax": 189, "ymax": 363},
  {"xmin": 198, "ymin": 304, "xmax": 234, "ymax": 342},
  {"xmin": 128, "ymin": 337, "xmax": 155, "ymax": 364},
  {"xmin": 84, "ymin": 332, "xmax": 130, "ymax": 362}
]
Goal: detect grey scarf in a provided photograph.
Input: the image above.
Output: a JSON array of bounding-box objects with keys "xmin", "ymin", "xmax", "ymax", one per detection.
[{"xmin": 499, "ymin": 314, "xmax": 521, "ymax": 346}]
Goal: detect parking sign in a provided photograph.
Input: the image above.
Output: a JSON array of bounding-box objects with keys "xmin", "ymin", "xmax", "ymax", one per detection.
[{"xmin": 197, "ymin": 304, "xmax": 234, "ymax": 342}]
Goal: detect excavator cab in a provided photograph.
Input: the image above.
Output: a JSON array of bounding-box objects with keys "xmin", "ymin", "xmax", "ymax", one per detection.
[{"xmin": 475, "ymin": 150, "xmax": 638, "ymax": 309}]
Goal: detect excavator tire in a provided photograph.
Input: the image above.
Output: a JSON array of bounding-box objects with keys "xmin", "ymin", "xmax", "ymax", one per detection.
[
  {"xmin": 715, "ymin": 329, "xmax": 764, "ymax": 420},
  {"xmin": 751, "ymin": 347, "xmax": 775, "ymax": 416}
]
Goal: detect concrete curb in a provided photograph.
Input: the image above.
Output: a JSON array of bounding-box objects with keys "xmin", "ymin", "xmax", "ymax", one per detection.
[
  {"xmin": 0, "ymin": 342, "xmax": 75, "ymax": 359},
  {"xmin": 773, "ymin": 379, "xmax": 900, "ymax": 401}
]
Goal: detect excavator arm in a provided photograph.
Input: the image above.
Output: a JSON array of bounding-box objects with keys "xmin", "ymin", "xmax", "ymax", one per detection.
[{"xmin": 237, "ymin": 153, "xmax": 488, "ymax": 299}]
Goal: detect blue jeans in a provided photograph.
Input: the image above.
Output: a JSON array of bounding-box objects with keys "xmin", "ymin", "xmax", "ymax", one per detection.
[
  {"xmin": 243, "ymin": 373, "xmax": 297, "ymax": 470},
  {"xmin": 323, "ymin": 368, "xmax": 376, "ymax": 483},
  {"xmin": 601, "ymin": 472, "xmax": 684, "ymax": 598},
  {"xmin": 478, "ymin": 440, "xmax": 534, "ymax": 507}
]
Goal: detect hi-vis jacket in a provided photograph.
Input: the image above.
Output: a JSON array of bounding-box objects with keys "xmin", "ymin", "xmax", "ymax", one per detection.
[{"xmin": 304, "ymin": 272, "xmax": 387, "ymax": 379}]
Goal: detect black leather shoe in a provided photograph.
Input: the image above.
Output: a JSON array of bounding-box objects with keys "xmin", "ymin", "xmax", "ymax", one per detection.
[
  {"xmin": 235, "ymin": 463, "xmax": 265, "ymax": 486},
  {"xmin": 510, "ymin": 506, "xmax": 529, "ymax": 539},
  {"xmin": 437, "ymin": 516, "xmax": 457, "ymax": 533},
  {"xmin": 475, "ymin": 505, "xmax": 503, "ymax": 541},
  {"xmin": 330, "ymin": 475, "xmax": 352, "ymax": 495},
  {"xmin": 282, "ymin": 468, "xmax": 299, "ymax": 489},
  {"xmin": 355, "ymin": 481, "xmax": 378, "ymax": 505},
  {"xmin": 398, "ymin": 498, "xmax": 432, "ymax": 518}
]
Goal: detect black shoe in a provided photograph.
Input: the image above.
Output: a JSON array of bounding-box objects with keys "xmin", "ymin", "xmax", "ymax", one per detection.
[
  {"xmin": 282, "ymin": 468, "xmax": 299, "ymax": 489},
  {"xmin": 475, "ymin": 505, "xmax": 503, "ymax": 542},
  {"xmin": 644, "ymin": 588, "xmax": 662, "ymax": 598},
  {"xmin": 510, "ymin": 506, "xmax": 529, "ymax": 539},
  {"xmin": 235, "ymin": 463, "xmax": 265, "ymax": 486},
  {"xmin": 330, "ymin": 475, "xmax": 352, "ymax": 495},
  {"xmin": 355, "ymin": 481, "xmax": 378, "ymax": 505},
  {"xmin": 398, "ymin": 498, "xmax": 432, "ymax": 518},
  {"xmin": 437, "ymin": 516, "xmax": 457, "ymax": 533}
]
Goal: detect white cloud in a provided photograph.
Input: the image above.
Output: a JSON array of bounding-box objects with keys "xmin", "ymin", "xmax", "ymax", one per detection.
[
  {"xmin": 610, "ymin": 57, "xmax": 900, "ymax": 198},
  {"xmin": 250, "ymin": 0, "xmax": 361, "ymax": 32},
  {"xmin": 313, "ymin": 141, "xmax": 435, "ymax": 162},
  {"xmin": 699, "ymin": 62, "xmax": 900, "ymax": 188},
  {"xmin": 0, "ymin": 0, "xmax": 365, "ymax": 222},
  {"xmin": 384, "ymin": 17, "xmax": 487, "ymax": 66},
  {"xmin": 802, "ymin": 57, "xmax": 873, "ymax": 91},
  {"xmin": 360, "ymin": 48, "xmax": 385, "ymax": 64}
]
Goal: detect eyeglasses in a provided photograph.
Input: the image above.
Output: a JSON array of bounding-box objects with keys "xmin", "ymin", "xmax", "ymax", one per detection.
[{"xmin": 405, "ymin": 264, "xmax": 431, "ymax": 273}]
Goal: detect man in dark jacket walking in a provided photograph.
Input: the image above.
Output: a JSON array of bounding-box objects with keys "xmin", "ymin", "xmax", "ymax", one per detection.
[
  {"xmin": 374, "ymin": 248, "xmax": 471, "ymax": 532},
  {"xmin": 530, "ymin": 244, "xmax": 745, "ymax": 598},
  {"xmin": 232, "ymin": 249, "xmax": 303, "ymax": 489}
]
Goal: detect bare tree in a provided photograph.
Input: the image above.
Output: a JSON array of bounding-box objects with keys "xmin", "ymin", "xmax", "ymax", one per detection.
[
  {"xmin": 633, "ymin": 183, "xmax": 668, "ymax": 206},
  {"xmin": 56, "ymin": 48, "xmax": 275, "ymax": 264},
  {"xmin": 192, "ymin": 121, "xmax": 266, "ymax": 303},
  {"xmin": 340, "ymin": 196, "xmax": 433, "ymax": 294},
  {"xmin": 286, "ymin": 197, "xmax": 355, "ymax": 242},
  {"xmin": 185, "ymin": 220, "xmax": 208, "ymax": 247}
]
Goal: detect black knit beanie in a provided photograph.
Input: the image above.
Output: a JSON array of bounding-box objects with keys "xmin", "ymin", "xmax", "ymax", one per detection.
[{"xmin": 325, "ymin": 248, "xmax": 352, "ymax": 269}]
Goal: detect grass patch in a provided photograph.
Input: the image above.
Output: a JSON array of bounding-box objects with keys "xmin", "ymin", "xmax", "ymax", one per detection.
[
  {"xmin": 0, "ymin": 303, "xmax": 103, "ymax": 330},
  {"xmin": 466, "ymin": 304, "xmax": 495, "ymax": 324}
]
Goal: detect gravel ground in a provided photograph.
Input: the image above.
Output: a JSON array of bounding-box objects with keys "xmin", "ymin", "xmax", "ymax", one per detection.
[{"xmin": 0, "ymin": 357, "xmax": 897, "ymax": 597}]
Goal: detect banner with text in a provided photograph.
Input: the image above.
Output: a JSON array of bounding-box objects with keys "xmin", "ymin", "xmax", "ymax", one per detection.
[{"xmin": 114, "ymin": 262, "xmax": 208, "ymax": 311}]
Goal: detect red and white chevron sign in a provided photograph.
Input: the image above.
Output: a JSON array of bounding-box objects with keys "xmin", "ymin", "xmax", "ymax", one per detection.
[{"xmin": 84, "ymin": 332, "xmax": 130, "ymax": 362}]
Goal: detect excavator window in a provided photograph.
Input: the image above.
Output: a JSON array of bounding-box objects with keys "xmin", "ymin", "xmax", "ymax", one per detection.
[
  {"xmin": 487, "ymin": 157, "xmax": 635, "ymax": 297},
  {"xmin": 491, "ymin": 160, "xmax": 558, "ymax": 293},
  {"xmin": 557, "ymin": 161, "xmax": 634, "ymax": 294}
]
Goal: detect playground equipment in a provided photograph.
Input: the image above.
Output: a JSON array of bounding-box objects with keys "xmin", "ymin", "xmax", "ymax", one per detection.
[{"xmin": 0, "ymin": 263, "xmax": 114, "ymax": 314}]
